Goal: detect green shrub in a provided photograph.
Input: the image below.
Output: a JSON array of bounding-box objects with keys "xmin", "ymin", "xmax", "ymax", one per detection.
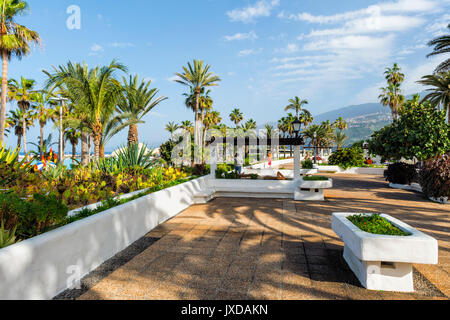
[
  {"xmin": 419, "ymin": 154, "xmax": 450, "ymax": 200},
  {"xmin": 347, "ymin": 214, "xmax": 410, "ymax": 236},
  {"xmin": 303, "ymin": 176, "xmax": 329, "ymax": 181},
  {"xmin": 301, "ymin": 159, "xmax": 314, "ymax": 169},
  {"xmin": 0, "ymin": 192, "xmax": 68, "ymax": 239},
  {"xmin": 328, "ymin": 147, "xmax": 364, "ymax": 169},
  {"xmin": 385, "ymin": 162, "xmax": 418, "ymax": 185},
  {"xmin": 250, "ymin": 174, "xmax": 259, "ymax": 180}
]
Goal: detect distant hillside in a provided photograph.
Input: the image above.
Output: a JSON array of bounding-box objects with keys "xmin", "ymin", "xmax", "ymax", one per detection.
[{"xmin": 313, "ymin": 93, "xmax": 422, "ymax": 146}]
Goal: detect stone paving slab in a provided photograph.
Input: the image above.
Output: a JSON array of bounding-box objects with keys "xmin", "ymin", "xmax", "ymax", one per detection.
[{"xmin": 55, "ymin": 174, "xmax": 449, "ymax": 300}]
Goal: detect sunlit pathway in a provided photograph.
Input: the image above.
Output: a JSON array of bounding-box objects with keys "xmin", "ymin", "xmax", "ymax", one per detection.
[{"xmin": 56, "ymin": 174, "xmax": 449, "ymax": 300}]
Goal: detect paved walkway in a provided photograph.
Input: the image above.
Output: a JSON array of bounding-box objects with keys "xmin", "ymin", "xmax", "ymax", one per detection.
[{"xmin": 59, "ymin": 174, "xmax": 449, "ymax": 300}]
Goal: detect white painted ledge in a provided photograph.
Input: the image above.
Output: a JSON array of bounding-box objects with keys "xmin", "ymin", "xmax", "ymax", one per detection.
[
  {"xmin": 0, "ymin": 176, "xmax": 208, "ymax": 300},
  {"xmin": 332, "ymin": 212, "xmax": 438, "ymax": 292}
]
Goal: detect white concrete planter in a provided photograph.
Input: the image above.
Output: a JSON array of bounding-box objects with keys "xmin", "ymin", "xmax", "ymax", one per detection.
[
  {"xmin": 429, "ymin": 197, "xmax": 449, "ymax": 204},
  {"xmin": 242, "ymin": 168, "xmax": 294, "ymax": 179},
  {"xmin": 313, "ymin": 165, "xmax": 385, "ymax": 175},
  {"xmin": 295, "ymin": 178, "xmax": 333, "ymax": 201},
  {"xmin": 389, "ymin": 183, "xmax": 423, "ymax": 193},
  {"xmin": 0, "ymin": 176, "xmax": 208, "ymax": 300},
  {"xmin": 299, "ymin": 169, "xmax": 318, "ymax": 176},
  {"xmin": 208, "ymin": 178, "xmax": 299, "ymax": 199},
  {"xmin": 332, "ymin": 213, "xmax": 438, "ymax": 292}
]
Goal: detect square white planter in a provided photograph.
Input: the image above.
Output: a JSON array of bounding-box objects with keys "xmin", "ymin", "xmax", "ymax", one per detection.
[
  {"xmin": 299, "ymin": 169, "xmax": 318, "ymax": 176},
  {"xmin": 332, "ymin": 213, "xmax": 438, "ymax": 292},
  {"xmin": 295, "ymin": 178, "xmax": 333, "ymax": 201}
]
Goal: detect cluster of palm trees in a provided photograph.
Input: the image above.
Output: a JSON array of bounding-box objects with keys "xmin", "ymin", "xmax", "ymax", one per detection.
[
  {"xmin": 3, "ymin": 61, "xmax": 167, "ymax": 165},
  {"xmin": 380, "ymin": 24, "xmax": 450, "ymax": 123}
]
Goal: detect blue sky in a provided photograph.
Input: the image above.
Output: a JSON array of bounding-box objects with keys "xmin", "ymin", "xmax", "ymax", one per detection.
[{"xmin": 5, "ymin": 0, "xmax": 450, "ymax": 151}]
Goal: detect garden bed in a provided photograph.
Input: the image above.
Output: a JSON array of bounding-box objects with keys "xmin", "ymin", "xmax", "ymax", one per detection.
[{"xmin": 0, "ymin": 176, "xmax": 208, "ymax": 300}]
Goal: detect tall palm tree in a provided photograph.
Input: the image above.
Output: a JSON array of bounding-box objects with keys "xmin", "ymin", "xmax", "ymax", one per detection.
[
  {"xmin": 334, "ymin": 131, "xmax": 348, "ymax": 150},
  {"xmin": 32, "ymin": 91, "xmax": 55, "ymax": 158},
  {"xmin": 44, "ymin": 60, "xmax": 127, "ymax": 159},
  {"xmin": 243, "ymin": 119, "xmax": 256, "ymax": 132},
  {"xmin": 427, "ymin": 24, "xmax": 450, "ymax": 73},
  {"xmin": 379, "ymin": 63, "xmax": 405, "ymax": 120},
  {"xmin": 174, "ymin": 59, "xmax": 221, "ymax": 164},
  {"xmin": 116, "ymin": 75, "xmax": 167, "ymax": 146},
  {"xmin": 7, "ymin": 107, "xmax": 32, "ymax": 152},
  {"xmin": 229, "ymin": 108, "xmax": 243, "ymax": 128},
  {"xmin": 417, "ymin": 71, "xmax": 450, "ymax": 122},
  {"xmin": 64, "ymin": 127, "xmax": 80, "ymax": 162},
  {"xmin": 180, "ymin": 120, "xmax": 194, "ymax": 135},
  {"xmin": 8, "ymin": 76, "xmax": 37, "ymax": 154},
  {"xmin": 0, "ymin": 0, "xmax": 40, "ymax": 143},
  {"xmin": 265, "ymin": 124, "xmax": 274, "ymax": 138},
  {"xmin": 285, "ymin": 97, "xmax": 309, "ymax": 118},
  {"xmin": 299, "ymin": 110, "xmax": 313, "ymax": 128},
  {"xmin": 165, "ymin": 121, "xmax": 179, "ymax": 140},
  {"xmin": 334, "ymin": 117, "xmax": 348, "ymax": 131}
]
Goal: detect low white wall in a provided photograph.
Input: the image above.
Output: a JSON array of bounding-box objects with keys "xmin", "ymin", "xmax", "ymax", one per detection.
[
  {"xmin": 0, "ymin": 176, "xmax": 208, "ymax": 300},
  {"xmin": 314, "ymin": 165, "xmax": 385, "ymax": 175},
  {"xmin": 249, "ymin": 158, "xmax": 293, "ymax": 169}
]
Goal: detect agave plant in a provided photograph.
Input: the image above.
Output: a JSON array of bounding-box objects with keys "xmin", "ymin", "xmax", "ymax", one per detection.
[
  {"xmin": 92, "ymin": 143, "xmax": 158, "ymax": 173},
  {"xmin": 0, "ymin": 221, "xmax": 19, "ymax": 249}
]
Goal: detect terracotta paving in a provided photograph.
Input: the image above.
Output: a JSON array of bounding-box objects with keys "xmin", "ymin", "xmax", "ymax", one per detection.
[{"xmin": 66, "ymin": 174, "xmax": 449, "ymax": 300}]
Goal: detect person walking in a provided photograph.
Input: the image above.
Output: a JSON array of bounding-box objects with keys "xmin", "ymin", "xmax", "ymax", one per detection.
[
  {"xmin": 268, "ymin": 152, "xmax": 273, "ymax": 167},
  {"xmin": 235, "ymin": 151, "xmax": 243, "ymax": 175}
]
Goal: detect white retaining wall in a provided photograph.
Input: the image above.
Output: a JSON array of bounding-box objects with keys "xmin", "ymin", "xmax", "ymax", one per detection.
[{"xmin": 0, "ymin": 176, "xmax": 208, "ymax": 300}]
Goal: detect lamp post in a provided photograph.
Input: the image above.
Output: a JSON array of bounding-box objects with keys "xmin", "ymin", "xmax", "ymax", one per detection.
[
  {"xmin": 292, "ymin": 118, "xmax": 302, "ymax": 179},
  {"xmin": 50, "ymin": 97, "xmax": 68, "ymax": 164},
  {"xmin": 313, "ymin": 132, "xmax": 317, "ymax": 164}
]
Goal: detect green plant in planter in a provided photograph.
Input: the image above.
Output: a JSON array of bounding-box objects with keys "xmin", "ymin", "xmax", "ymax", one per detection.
[
  {"xmin": 385, "ymin": 162, "xmax": 418, "ymax": 185},
  {"xmin": 347, "ymin": 214, "xmax": 410, "ymax": 236},
  {"xmin": 328, "ymin": 147, "xmax": 364, "ymax": 169},
  {"xmin": 419, "ymin": 154, "xmax": 450, "ymax": 200},
  {"xmin": 303, "ymin": 176, "xmax": 329, "ymax": 181},
  {"xmin": 250, "ymin": 174, "xmax": 259, "ymax": 180},
  {"xmin": 301, "ymin": 159, "xmax": 314, "ymax": 169}
]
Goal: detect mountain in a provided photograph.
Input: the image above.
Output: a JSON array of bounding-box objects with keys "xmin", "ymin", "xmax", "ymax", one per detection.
[
  {"xmin": 313, "ymin": 102, "xmax": 392, "ymax": 145},
  {"xmin": 313, "ymin": 93, "xmax": 423, "ymax": 146}
]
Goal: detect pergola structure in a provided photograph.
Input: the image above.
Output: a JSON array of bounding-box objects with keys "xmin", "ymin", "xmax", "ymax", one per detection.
[{"xmin": 208, "ymin": 136, "xmax": 305, "ymax": 180}]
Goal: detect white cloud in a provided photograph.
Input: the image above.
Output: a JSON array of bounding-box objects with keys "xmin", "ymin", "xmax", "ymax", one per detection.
[
  {"xmin": 275, "ymin": 43, "xmax": 300, "ymax": 54},
  {"xmin": 167, "ymin": 75, "xmax": 179, "ymax": 82},
  {"xmin": 303, "ymin": 35, "xmax": 395, "ymax": 51},
  {"xmin": 108, "ymin": 42, "xmax": 135, "ymax": 48},
  {"xmin": 239, "ymin": 48, "xmax": 263, "ymax": 56},
  {"xmin": 224, "ymin": 31, "xmax": 258, "ymax": 41},
  {"xmin": 227, "ymin": 0, "xmax": 280, "ymax": 23},
  {"xmin": 279, "ymin": 0, "xmax": 438, "ymax": 24},
  {"xmin": 89, "ymin": 44, "xmax": 103, "ymax": 56},
  {"xmin": 426, "ymin": 13, "xmax": 450, "ymax": 36}
]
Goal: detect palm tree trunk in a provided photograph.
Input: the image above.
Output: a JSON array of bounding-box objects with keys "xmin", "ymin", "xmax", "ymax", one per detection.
[
  {"xmin": 100, "ymin": 144, "xmax": 105, "ymax": 159},
  {"xmin": 88, "ymin": 134, "xmax": 92, "ymax": 163},
  {"xmin": 127, "ymin": 124, "xmax": 138, "ymax": 146},
  {"xmin": 194, "ymin": 92, "xmax": 201, "ymax": 165},
  {"xmin": 72, "ymin": 142, "xmax": 76, "ymax": 162},
  {"xmin": 81, "ymin": 132, "xmax": 88, "ymax": 166},
  {"xmin": 0, "ymin": 51, "xmax": 8, "ymax": 144},
  {"xmin": 40, "ymin": 124, "xmax": 44, "ymax": 159},
  {"xmin": 22, "ymin": 116, "xmax": 27, "ymax": 155},
  {"xmin": 93, "ymin": 135, "xmax": 100, "ymax": 160},
  {"xmin": 17, "ymin": 134, "xmax": 21, "ymax": 152}
]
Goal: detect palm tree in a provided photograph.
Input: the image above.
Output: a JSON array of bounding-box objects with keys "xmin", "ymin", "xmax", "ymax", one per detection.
[
  {"xmin": 32, "ymin": 91, "xmax": 55, "ymax": 158},
  {"xmin": 379, "ymin": 63, "xmax": 405, "ymax": 120},
  {"xmin": 334, "ymin": 131, "xmax": 348, "ymax": 150},
  {"xmin": 180, "ymin": 120, "xmax": 194, "ymax": 135},
  {"xmin": 116, "ymin": 75, "xmax": 167, "ymax": 146},
  {"xmin": 229, "ymin": 108, "xmax": 243, "ymax": 128},
  {"xmin": 174, "ymin": 60, "xmax": 221, "ymax": 164},
  {"xmin": 44, "ymin": 60, "xmax": 127, "ymax": 159},
  {"xmin": 64, "ymin": 127, "xmax": 80, "ymax": 162},
  {"xmin": 7, "ymin": 108, "xmax": 32, "ymax": 152},
  {"xmin": 427, "ymin": 24, "xmax": 450, "ymax": 73},
  {"xmin": 243, "ymin": 119, "xmax": 257, "ymax": 132},
  {"xmin": 166, "ymin": 121, "xmax": 179, "ymax": 140},
  {"xmin": 265, "ymin": 124, "xmax": 274, "ymax": 138},
  {"xmin": 0, "ymin": 0, "xmax": 40, "ymax": 143},
  {"xmin": 8, "ymin": 76, "xmax": 38, "ymax": 154},
  {"xmin": 299, "ymin": 110, "xmax": 313, "ymax": 128},
  {"xmin": 417, "ymin": 71, "xmax": 450, "ymax": 122},
  {"xmin": 285, "ymin": 97, "xmax": 309, "ymax": 117},
  {"xmin": 334, "ymin": 117, "xmax": 348, "ymax": 131}
]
